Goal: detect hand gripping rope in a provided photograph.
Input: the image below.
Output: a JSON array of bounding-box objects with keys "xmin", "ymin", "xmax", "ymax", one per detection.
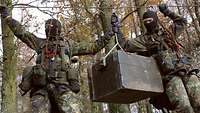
[{"xmin": 101, "ymin": 32, "xmax": 126, "ymax": 66}]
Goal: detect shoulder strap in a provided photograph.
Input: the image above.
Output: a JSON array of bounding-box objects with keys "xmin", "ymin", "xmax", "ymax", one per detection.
[{"xmin": 64, "ymin": 39, "xmax": 72, "ymax": 58}]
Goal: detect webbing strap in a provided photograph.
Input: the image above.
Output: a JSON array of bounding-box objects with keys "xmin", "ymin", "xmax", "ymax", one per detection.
[{"xmin": 158, "ymin": 19, "xmax": 182, "ymax": 59}]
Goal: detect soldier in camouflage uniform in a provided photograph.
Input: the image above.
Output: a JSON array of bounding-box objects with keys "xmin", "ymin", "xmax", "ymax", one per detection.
[
  {"xmin": 112, "ymin": 4, "xmax": 200, "ymax": 113},
  {"xmin": 0, "ymin": 6, "xmax": 114, "ymax": 113}
]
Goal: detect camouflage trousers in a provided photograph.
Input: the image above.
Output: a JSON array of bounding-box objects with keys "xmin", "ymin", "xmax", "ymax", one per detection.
[
  {"xmin": 31, "ymin": 89, "xmax": 81, "ymax": 113},
  {"xmin": 154, "ymin": 50, "xmax": 200, "ymax": 112},
  {"xmin": 165, "ymin": 75, "xmax": 200, "ymax": 113},
  {"xmin": 182, "ymin": 75, "xmax": 200, "ymax": 113}
]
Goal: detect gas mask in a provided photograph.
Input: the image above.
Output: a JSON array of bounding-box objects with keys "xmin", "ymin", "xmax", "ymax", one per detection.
[
  {"xmin": 143, "ymin": 10, "xmax": 159, "ymax": 34},
  {"xmin": 45, "ymin": 19, "xmax": 62, "ymax": 41}
]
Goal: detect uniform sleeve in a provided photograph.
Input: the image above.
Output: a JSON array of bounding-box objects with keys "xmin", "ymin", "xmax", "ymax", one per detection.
[
  {"xmin": 71, "ymin": 32, "xmax": 112, "ymax": 56},
  {"xmin": 164, "ymin": 11, "xmax": 187, "ymax": 37},
  {"xmin": 122, "ymin": 35, "xmax": 147, "ymax": 53},
  {"xmin": 4, "ymin": 16, "xmax": 43, "ymax": 51}
]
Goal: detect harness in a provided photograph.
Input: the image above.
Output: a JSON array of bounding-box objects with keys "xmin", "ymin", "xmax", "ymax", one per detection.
[
  {"xmin": 156, "ymin": 20, "xmax": 200, "ymax": 77},
  {"xmin": 44, "ymin": 45, "xmax": 57, "ymax": 59},
  {"xmin": 158, "ymin": 20, "xmax": 182, "ymax": 57},
  {"xmin": 37, "ymin": 19, "xmax": 71, "ymax": 85}
]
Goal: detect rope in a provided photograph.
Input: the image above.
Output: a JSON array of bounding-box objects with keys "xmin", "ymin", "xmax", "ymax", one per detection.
[
  {"xmin": 158, "ymin": 19, "xmax": 182, "ymax": 55},
  {"xmin": 102, "ymin": 33, "xmax": 126, "ymax": 66}
]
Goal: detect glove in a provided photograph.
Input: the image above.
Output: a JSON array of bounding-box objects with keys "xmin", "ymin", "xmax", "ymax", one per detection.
[
  {"xmin": 158, "ymin": 4, "xmax": 171, "ymax": 17},
  {"xmin": 111, "ymin": 13, "xmax": 120, "ymax": 33},
  {"xmin": 158, "ymin": 4, "xmax": 168, "ymax": 14},
  {"xmin": 159, "ymin": 4, "xmax": 187, "ymax": 23},
  {"xmin": 0, "ymin": 5, "xmax": 9, "ymax": 18}
]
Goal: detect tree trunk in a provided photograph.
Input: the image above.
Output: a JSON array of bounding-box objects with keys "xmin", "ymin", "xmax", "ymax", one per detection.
[
  {"xmin": 126, "ymin": 0, "xmax": 140, "ymax": 38},
  {"xmin": 108, "ymin": 104, "xmax": 130, "ymax": 113},
  {"xmin": 146, "ymin": 101, "xmax": 153, "ymax": 113},
  {"xmin": 80, "ymin": 64, "xmax": 91, "ymax": 113},
  {"xmin": 99, "ymin": 0, "xmax": 115, "ymax": 53},
  {"xmin": 134, "ymin": 0, "xmax": 146, "ymax": 33},
  {"xmin": 194, "ymin": 0, "xmax": 200, "ymax": 26},
  {"xmin": 185, "ymin": 0, "xmax": 200, "ymax": 38},
  {"xmin": 91, "ymin": 102, "xmax": 103, "ymax": 113},
  {"xmin": 80, "ymin": 60, "xmax": 103, "ymax": 113},
  {"xmin": 1, "ymin": 0, "xmax": 17, "ymax": 113},
  {"xmin": 174, "ymin": 0, "xmax": 193, "ymax": 52},
  {"xmin": 99, "ymin": 0, "xmax": 130, "ymax": 113},
  {"xmin": 138, "ymin": 101, "xmax": 147, "ymax": 113}
]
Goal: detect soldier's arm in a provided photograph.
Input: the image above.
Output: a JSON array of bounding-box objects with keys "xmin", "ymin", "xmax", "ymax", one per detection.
[
  {"xmin": 110, "ymin": 12, "xmax": 147, "ymax": 53},
  {"xmin": 123, "ymin": 36, "xmax": 147, "ymax": 53},
  {"xmin": 71, "ymin": 12, "xmax": 123, "ymax": 56},
  {"xmin": 0, "ymin": 4, "xmax": 42, "ymax": 52},
  {"xmin": 112, "ymin": 30, "xmax": 147, "ymax": 53},
  {"xmin": 3, "ymin": 16, "xmax": 42, "ymax": 52},
  {"xmin": 71, "ymin": 32, "xmax": 112, "ymax": 56},
  {"xmin": 159, "ymin": 4, "xmax": 187, "ymax": 37}
]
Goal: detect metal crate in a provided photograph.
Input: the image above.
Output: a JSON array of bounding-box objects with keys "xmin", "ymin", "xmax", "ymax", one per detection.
[{"xmin": 88, "ymin": 50, "xmax": 164, "ymax": 104}]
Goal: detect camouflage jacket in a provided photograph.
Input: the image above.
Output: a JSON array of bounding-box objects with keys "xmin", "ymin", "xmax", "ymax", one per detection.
[
  {"xmin": 124, "ymin": 14, "xmax": 187, "ymax": 55},
  {"xmin": 4, "ymin": 17, "xmax": 111, "ymax": 56},
  {"xmin": 118, "ymin": 12, "xmax": 189, "ymax": 74}
]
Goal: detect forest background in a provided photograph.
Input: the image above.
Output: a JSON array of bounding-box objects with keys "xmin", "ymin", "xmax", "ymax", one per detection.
[{"xmin": 0, "ymin": 0, "xmax": 200, "ymax": 113}]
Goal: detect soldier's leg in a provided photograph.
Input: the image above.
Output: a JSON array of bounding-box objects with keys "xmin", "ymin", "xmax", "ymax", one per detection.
[
  {"xmin": 182, "ymin": 75, "xmax": 200, "ymax": 113},
  {"xmin": 68, "ymin": 56, "xmax": 80, "ymax": 94},
  {"xmin": 165, "ymin": 76, "xmax": 194, "ymax": 113},
  {"xmin": 55, "ymin": 91, "xmax": 81, "ymax": 113},
  {"xmin": 31, "ymin": 90, "xmax": 51, "ymax": 113}
]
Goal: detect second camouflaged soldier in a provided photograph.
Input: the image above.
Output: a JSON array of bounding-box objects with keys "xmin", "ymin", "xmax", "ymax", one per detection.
[
  {"xmin": 0, "ymin": 5, "xmax": 114, "ymax": 113},
  {"xmin": 112, "ymin": 4, "xmax": 200, "ymax": 113}
]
